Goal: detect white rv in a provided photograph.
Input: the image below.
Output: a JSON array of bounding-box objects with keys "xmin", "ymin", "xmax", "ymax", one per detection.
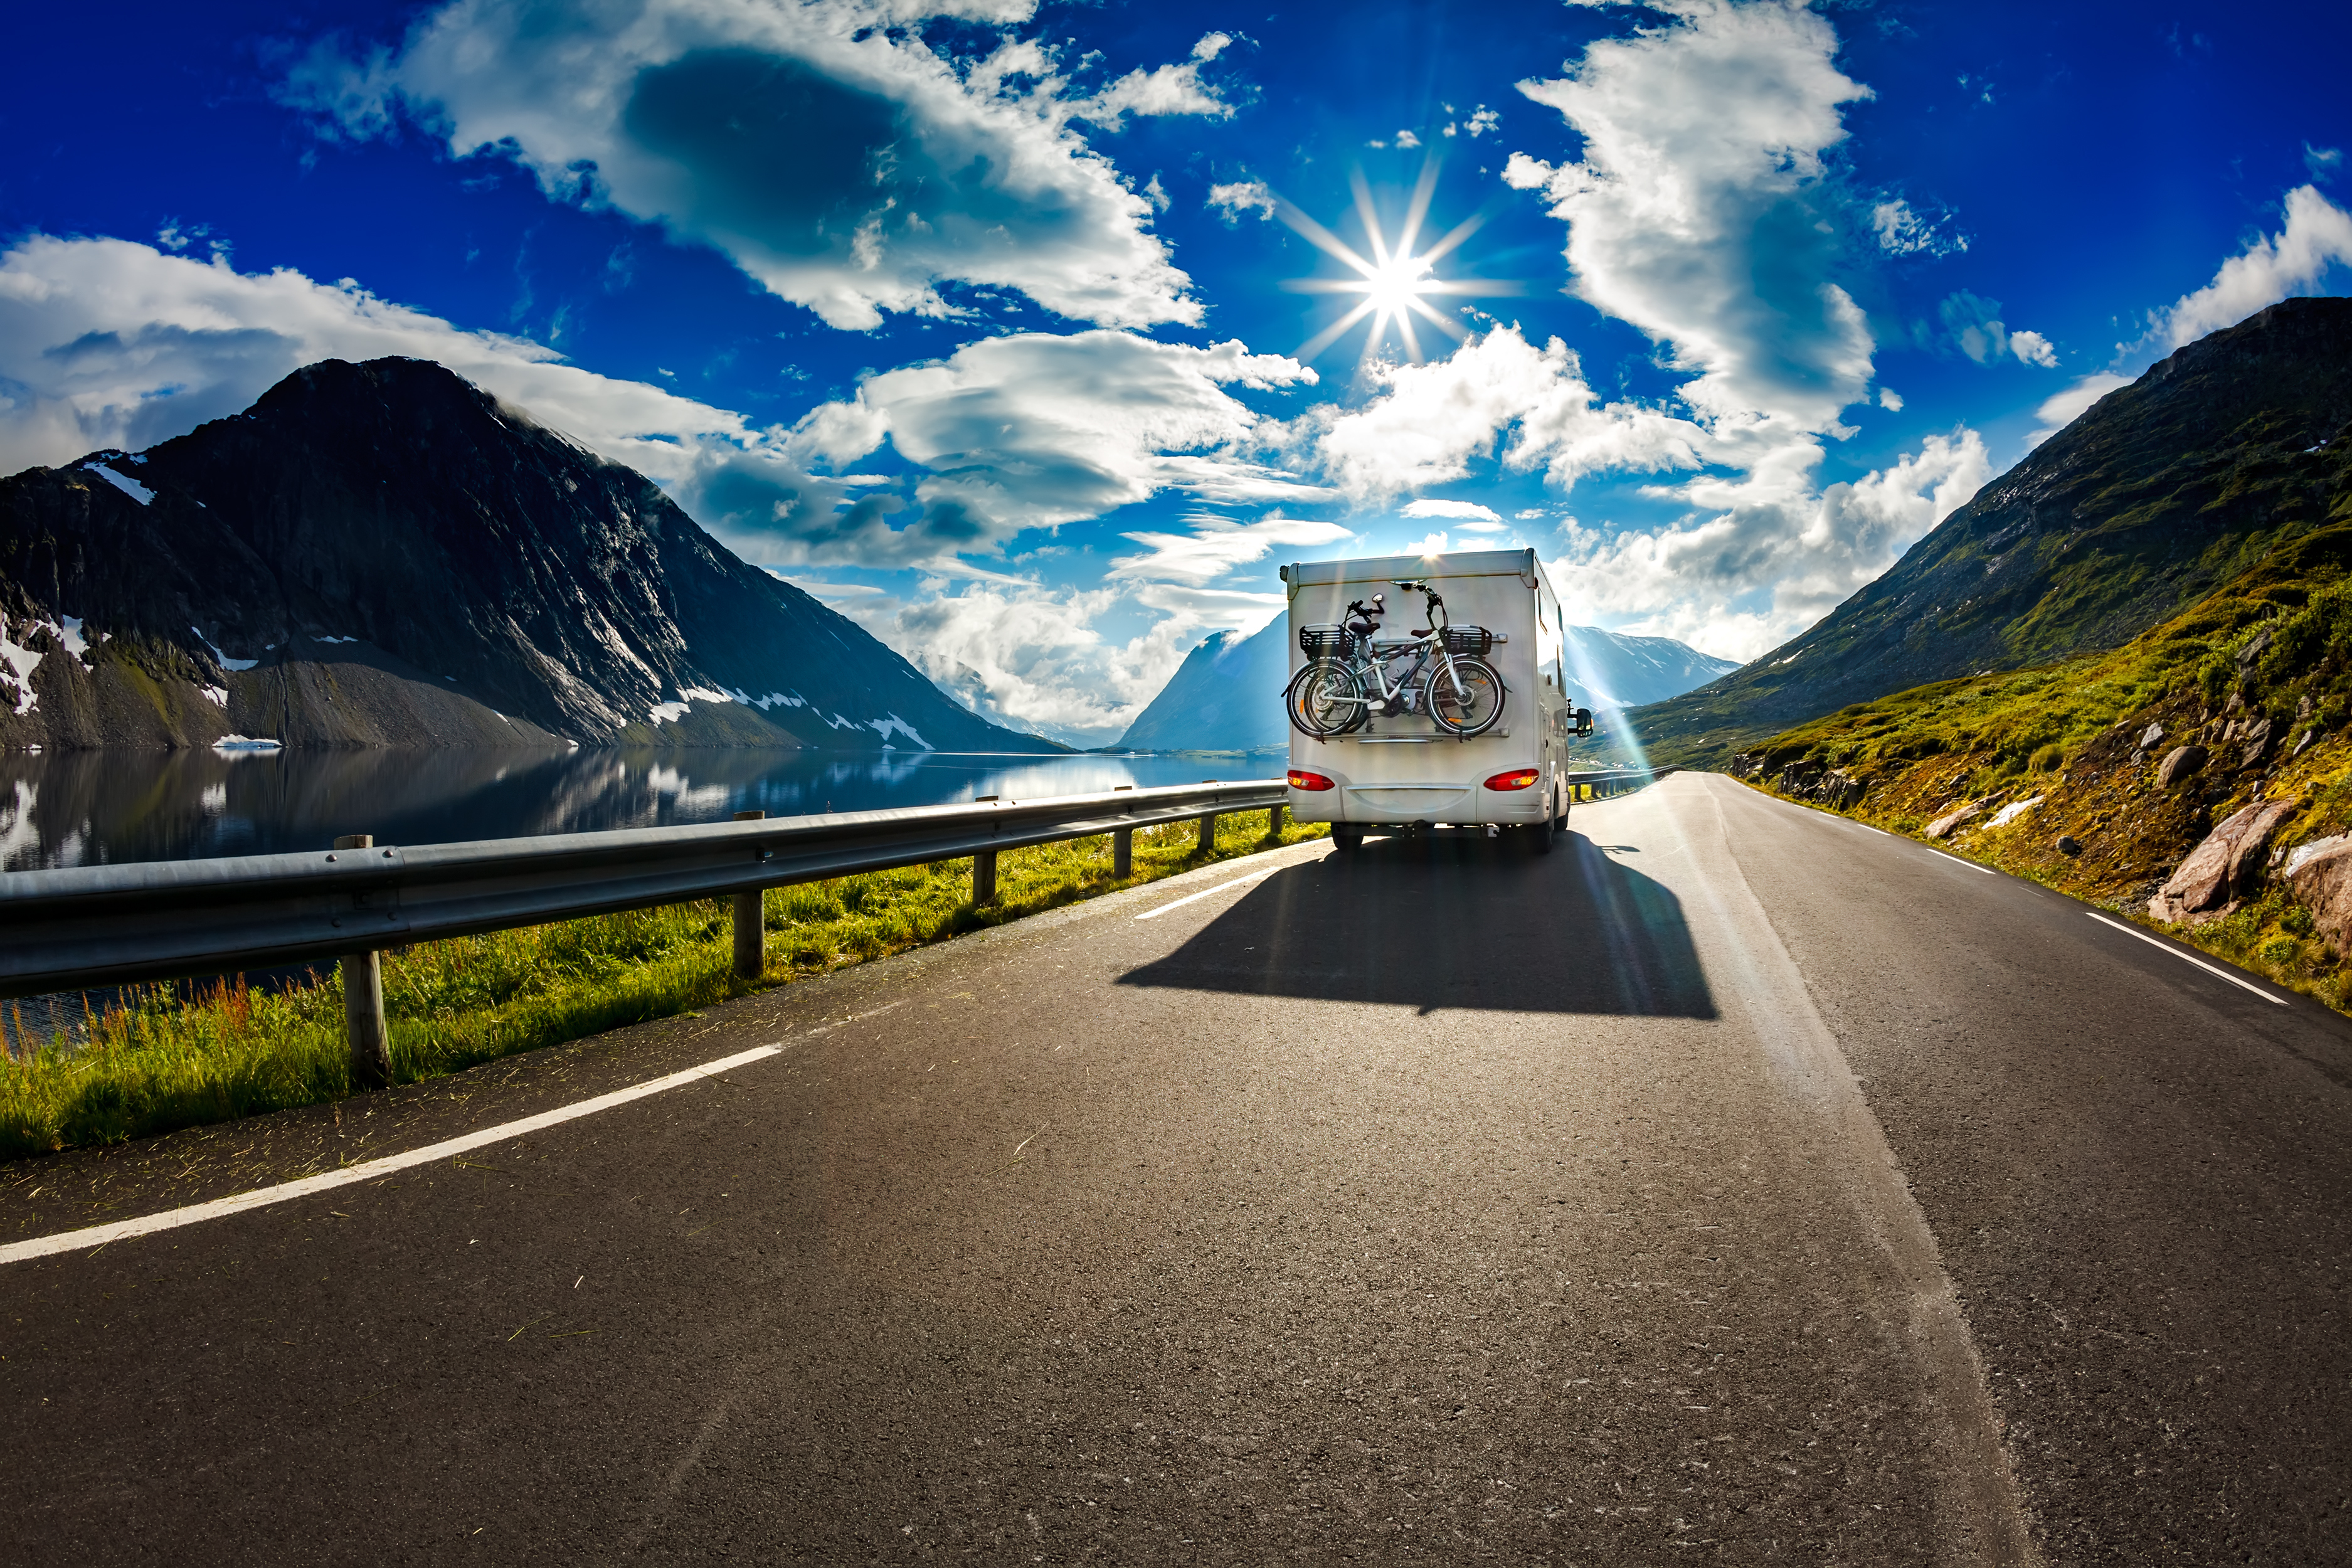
[{"xmin": 1278, "ymin": 548, "xmax": 1591, "ymax": 853}]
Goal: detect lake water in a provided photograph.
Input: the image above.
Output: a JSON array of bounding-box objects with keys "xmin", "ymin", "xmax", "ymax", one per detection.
[{"xmin": 0, "ymin": 747, "xmax": 1284, "ymax": 873}]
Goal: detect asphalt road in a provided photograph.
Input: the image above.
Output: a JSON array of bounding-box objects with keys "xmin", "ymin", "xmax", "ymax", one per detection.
[{"xmin": 6, "ymin": 772, "xmax": 2348, "ymax": 1564}]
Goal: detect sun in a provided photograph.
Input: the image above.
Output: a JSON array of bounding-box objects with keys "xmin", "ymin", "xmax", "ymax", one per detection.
[{"xmin": 1274, "ymin": 160, "xmax": 1517, "ymax": 367}]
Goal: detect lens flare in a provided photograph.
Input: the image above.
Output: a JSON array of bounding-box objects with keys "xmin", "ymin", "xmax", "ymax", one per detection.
[{"xmin": 1270, "ymin": 159, "xmax": 1520, "ymax": 368}]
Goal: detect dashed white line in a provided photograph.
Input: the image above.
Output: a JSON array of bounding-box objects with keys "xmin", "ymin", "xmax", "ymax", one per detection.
[
  {"xmin": 1135, "ymin": 867, "xmax": 1279, "ymax": 920},
  {"xmin": 2085, "ymin": 911, "xmax": 2289, "ymax": 1006},
  {"xmin": 0, "ymin": 1044, "xmax": 784, "ymax": 1266},
  {"xmin": 1927, "ymin": 847, "xmax": 1998, "ymax": 875}
]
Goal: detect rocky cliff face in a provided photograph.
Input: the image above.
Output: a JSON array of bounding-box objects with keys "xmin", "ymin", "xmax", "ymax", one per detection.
[
  {"xmin": 0, "ymin": 358, "xmax": 1057, "ymax": 752},
  {"xmin": 1629, "ymin": 297, "xmax": 2352, "ymax": 764}
]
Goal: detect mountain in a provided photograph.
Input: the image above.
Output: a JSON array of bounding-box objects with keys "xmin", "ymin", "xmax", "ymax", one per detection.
[
  {"xmin": 1623, "ymin": 297, "xmax": 2352, "ymax": 767},
  {"xmin": 0, "ymin": 358, "xmax": 1058, "ymax": 753},
  {"xmin": 1116, "ymin": 625, "xmax": 1291, "ymax": 751},
  {"xmin": 1564, "ymin": 627, "xmax": 1740, "ymax": 711},
  {"xmin": 1113, "ymin": 613, "xmax": 1737, "ymax": 752}
]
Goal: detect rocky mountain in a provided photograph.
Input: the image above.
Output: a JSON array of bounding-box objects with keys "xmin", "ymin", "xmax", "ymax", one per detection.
[
  {"xmin": 0, "ymin": 358, "xmax": 1058, "ymax": 753},
  {"xmin": 1626, "ymin": 297, "xmax": 2352, "ymax": 766},
  {"xmin": 1114, "ymin": 613, "xmax": 1736, "ymax": 751}
]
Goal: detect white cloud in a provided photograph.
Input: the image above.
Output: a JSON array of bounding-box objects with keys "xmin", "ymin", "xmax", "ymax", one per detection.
[
  {"xmin": 2149, "ymin": 184, "xmax": 2352, "ymax": 349},
  {"xmin": 1205, "ymin": 180, "xmax": 1278, "ymax": 223},
  {"xmin": 1877, "ymin": 387, "xmax": 1904, "ymax": 411},
  {"xmin": 1505, "ymin": 0, "xmax": 1878, "ymax": 437},
  {"xmin": 2026, "ymin": 371, "xmax": 2130, "ymax": 448},
  {"xmin": 1555, "ymin": 429, "xmax": 1991, "ymax": 660},
  {"xmin": 1402, "ymin": 530, "xmax": 1451, "ymax": 555},
  {"xmin": 1401, "ymin": 498, "xmax": 1502, "ymax": 521},
  {"xmin": 2307, "ymin": 144, "xmax": 2343, "ymax": 184},
  {"xmin": 1315, "ymin": 324, "xmax": 1706, "ymax": 500},
  {"xmin": 825, "ymin": 569, "xmax": 1281, "ymax": 745},
  {"xmin": 1076, "ymin": 32, "xmax": 1237, "ymax": 129},
  {"xmin": 2007, "ymin": 328, "xmax": 2057, "ymax": 368},
  {"xmin": 282, "ymin": 0, "xmax": 1214, "ymax": 331},
  {"xmin": 1870, "ymin": 198, "xmax": 1964, "ymax": 258},
  {"xmin": 0, "ymin": 235, "xmax": 761, "ymax": 485},
  {"xmin": 730, "ymin": 330, "xmax": 1328, "ymax": 565},
  {"xmin": 1394, "ymin": 130, "xmax": 1422, "ymax": 150},
  {"xmin": 1464, "ymin": 105, "xmax": 1499, "ymax": 138},
  {"xmin": 1109, "ymin": 513, "xmax": 1354, "ymax": 586}
]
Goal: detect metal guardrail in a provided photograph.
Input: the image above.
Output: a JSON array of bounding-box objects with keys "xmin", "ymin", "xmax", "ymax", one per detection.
[
  {"xmin": 0, "ymin": 764, "xmax": 1672, "ymax": 1075},
  {"xmin": 0, "ymin": 779, "xmax": 1285, "ymax": 1007}
]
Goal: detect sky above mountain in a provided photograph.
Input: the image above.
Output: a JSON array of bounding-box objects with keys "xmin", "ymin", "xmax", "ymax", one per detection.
[{"xmin": 4, "ymin": 0, "xmax": 2348, "ymax": 744}]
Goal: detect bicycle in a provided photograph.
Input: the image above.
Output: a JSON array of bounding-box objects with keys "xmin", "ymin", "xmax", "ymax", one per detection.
[{"xmin": 1285, "ymin": 580, "xmax": 1507, "ymax": 739}]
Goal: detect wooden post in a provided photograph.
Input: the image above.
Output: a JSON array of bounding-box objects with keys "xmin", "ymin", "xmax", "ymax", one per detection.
[
  {"xmin": 335, "ymin": 834, "xmax": 391, "ymax": 1089},
  {"xmin": 732, "ymin": 809, "xmax": 765, "ymax": 980},
  {"xmin": 1111, "ymin": 785, "xmax": 1133, "ymax": 877}
]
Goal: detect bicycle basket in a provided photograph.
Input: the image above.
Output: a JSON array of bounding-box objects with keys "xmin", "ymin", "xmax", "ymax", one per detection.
[
  {"xmin": 1299, "ymin": 624, "xmax": 1353, "ymax": 659},
  {"xmin": 1441, "ymin": 625, "xmax": 1495, "ymax": 657}
]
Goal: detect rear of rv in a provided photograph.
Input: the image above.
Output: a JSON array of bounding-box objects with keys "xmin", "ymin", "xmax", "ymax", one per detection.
[{"xmin": 1279, "ymin": 549, "xmax": 1576, "ymax": 842}]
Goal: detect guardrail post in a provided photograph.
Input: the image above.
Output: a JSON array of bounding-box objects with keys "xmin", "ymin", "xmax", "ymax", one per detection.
[
  {"xmin": 972, "ymin": 795, "xmax": 1000, "ymax": 904},
  {"xmin": 1266, "ymin": 802, "xmax": 1285, "ymax": 840},
  {"xmin": 1197, "ymin": 780, "xmax": 1219, "ymax": 856},
  {"xmin": 1112, "ymin": 785, "xmax": 1134, "ymax": 877},
  {"xmin": 334, "ymin": 834, "xmax": 391, "ymax": 1089},
  {"xmin": 732, "ymin": 809, "xmax": 765, "ymax": 980}
]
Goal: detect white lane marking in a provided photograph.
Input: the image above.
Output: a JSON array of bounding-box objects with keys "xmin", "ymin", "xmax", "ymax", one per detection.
[
  {"xmin": 1, "ymin": 1044, "xmax": 783, "ymax": 1266},
  {"xmin": 1927, "ymin": 847, "xmax": 1997, "ymax": 875},
  {"xmin": 1135, "ymin": 867, "xmax": 1278, "ymax": 921},
  {"xmin": 2084, "ymin": 912, "xmax": 2289, "ymax": 1006}
]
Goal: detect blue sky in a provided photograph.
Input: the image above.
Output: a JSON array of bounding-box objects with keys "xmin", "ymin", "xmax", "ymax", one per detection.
[{"xmin": 4, "ymin": 0, "xmax": 2348, "ymax": 743}]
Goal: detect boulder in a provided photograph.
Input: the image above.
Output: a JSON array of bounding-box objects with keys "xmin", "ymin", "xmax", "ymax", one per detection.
[
  {"xmin": 2156, "ymin": 744, "xmax": 2208, "ymax": 787},
  {"xmin": 2138, "ymin": 721, "xmax": 2166, "ymax": 750},
  {"xmin": 2241, "ymin": 716, "xmax": 2275, "ymax": 771},
  {"xmin": 2286, "ymin": 835, "xmax": 2352, "ymax": 960},
  {"xmin": 1927, "ymin": 799, "xmax": 1986, "ymax": 839},
  {"xmin": 2057, "ymin": 835, "xmax": 2084, "ymax": 856},
  {"xmin": 2148, "ymin": 796, "xmax": 2304, "ymax": 925}
]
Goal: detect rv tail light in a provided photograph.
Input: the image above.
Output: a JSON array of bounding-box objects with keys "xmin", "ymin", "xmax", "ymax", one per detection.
[
  {"xmin": 1288, "ymin": 769, "xmax": 1336, "ymax": 792},
  {"xmin": 1483, "ymin": 768, "xmax": 1541, "ymax": 792}
]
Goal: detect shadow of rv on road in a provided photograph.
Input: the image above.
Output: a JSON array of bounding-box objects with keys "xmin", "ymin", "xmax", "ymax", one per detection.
[{"xmin": 1116, "ymin": 831, "xmax": 1715, "ymax": 1019}]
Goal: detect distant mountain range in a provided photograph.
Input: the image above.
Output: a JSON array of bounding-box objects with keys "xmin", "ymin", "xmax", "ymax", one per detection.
[
  {"xmin": 1113, "ymin": 613, "xmax": 1736, "ymax": 751},
  {"xmin": 1626, "ymin": 297, "xmax": 2352, "ymax": 766},
  {"xmin": 0, "ymin": 358, "xmax": 1059, "ymax": 753}
]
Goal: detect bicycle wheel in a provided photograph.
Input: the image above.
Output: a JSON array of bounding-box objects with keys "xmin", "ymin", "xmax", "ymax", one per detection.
[
  {"xmin": 1426, "ymin": 655, "xmax": 1505, "ymax": 736},
  {"xmin": 1286, "ymin": 659, "xmax": 1365, "ymax": 737}
]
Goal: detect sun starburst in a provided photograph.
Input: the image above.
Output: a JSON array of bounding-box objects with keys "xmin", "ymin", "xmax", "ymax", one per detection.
[{"xmin": 1274, "ymin": 161, "xmax": 1518, "ymax": 367}]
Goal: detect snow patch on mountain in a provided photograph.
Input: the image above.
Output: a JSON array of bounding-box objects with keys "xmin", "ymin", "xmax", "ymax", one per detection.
[{"xmin": 84, "ymin": 462, "xmax": 154, "ymax": 506}]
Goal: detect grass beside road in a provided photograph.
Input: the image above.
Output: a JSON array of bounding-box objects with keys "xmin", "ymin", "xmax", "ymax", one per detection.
[{"xmin": 0, "ymin": 810, "xmax": 1324, "ymax": 1160}]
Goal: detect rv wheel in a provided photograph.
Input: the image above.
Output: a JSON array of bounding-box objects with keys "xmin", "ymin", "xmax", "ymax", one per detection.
[
  {"xmin": 1332, "ymin": 825, "xmax": 1365, "ymax": 853},
  {"xmin": 1526, "ymin": 822, "xmax": 1555, "ymax": 856}
]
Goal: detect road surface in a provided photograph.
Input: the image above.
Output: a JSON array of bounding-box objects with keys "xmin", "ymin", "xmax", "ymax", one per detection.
[{"xmin": 6, "ymin": 771, "xmax": 2348, "ymax": 1564}]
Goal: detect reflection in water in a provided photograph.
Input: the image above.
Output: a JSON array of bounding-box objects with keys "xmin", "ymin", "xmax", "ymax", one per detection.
[{"xmin": 0, "ymin": 748, "xmax": 1278, "ymax": 871}]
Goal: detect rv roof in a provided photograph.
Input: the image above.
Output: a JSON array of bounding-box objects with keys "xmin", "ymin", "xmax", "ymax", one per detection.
[{"xmin": 1283, "ymin": 549, "xmax": 1537, "ymax": 586}]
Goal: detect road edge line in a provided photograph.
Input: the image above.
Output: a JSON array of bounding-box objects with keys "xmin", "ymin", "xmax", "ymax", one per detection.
[
  {"xmin": 1134, "ymin": 866, "xmax": 1279, "ymax": 920},
  {"xmin": 0, "ymin": 1044, "xmax": 783, "ymax": 1266},
  {"xmin": 2084, "ymin": 911, "xmax": 2289, "ymax": 1006}
]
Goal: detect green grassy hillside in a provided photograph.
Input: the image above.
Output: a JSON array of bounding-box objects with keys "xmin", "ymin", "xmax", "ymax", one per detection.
[
  {"xmin": 1729, "ymin": 432, "xmax": 2352, "ymax": 1009},
  {"xmin": 1623, "ymin": 297, "xmax": 2352, "ymax": 770}
]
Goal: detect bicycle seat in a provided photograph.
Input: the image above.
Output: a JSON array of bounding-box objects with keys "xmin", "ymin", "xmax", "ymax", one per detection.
[{"xmin": 1412, "ymin": 628, "xmax": 1431, "ymax": 637}]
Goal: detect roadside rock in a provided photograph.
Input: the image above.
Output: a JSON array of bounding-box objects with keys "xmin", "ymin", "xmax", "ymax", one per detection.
[
  {"xmin": 2156, "ymin": 744, "xmax": 2208, "ymax": 787},
  {"xmin": 2057, "ymin": 835, "xmax": 2084, "ymax": 856},
  {"xmin": 2286, "ymin": 835, "xmax": 2352, "ymax": 959},
  {"xmin": 2138, "ymin": 721, "xmax": 2166, "ymax": 750},
  {"xmin": 2148, "ymin": 796, "xmax": 2304, "ymax": 925},
  {"xmin": 1770, "ymin": 760, "xmax": 1865, "ymax": 808},
  {"xmin": 1927, "ymin": 799, "xmax": 1987, "ymax": 839}
]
